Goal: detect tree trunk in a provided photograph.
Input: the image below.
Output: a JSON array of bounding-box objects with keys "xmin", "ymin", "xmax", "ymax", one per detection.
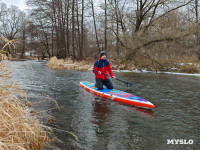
[
  {"xmin": 51, "ymin": 20, "xmax": 54, "ymax": 57},
  {"xmin": 195, "ymin": 0, "xmax": 200, "ymax": 60},
  {"xmin": 72, "ymin": 0, "xmax": 76, "ymax": 60},
  {"xmin": 104, "ymin": 0, "xmax": 107, "ymax": 51},
  {"xmin": 76, "ymin": 0, "xmax": 81, "ymax": 59},
  {"xmin": 195, "ymin": 0, "xmax": 199, "ymax": 24},
  {"xmin": 90, "ymin": 0, "xmax": 101, "ymax": 53},
  {"xmin": 66, "ymin": 0, "xmax": 70, "ymax": 58},
  {"xmin": 21, "ymin": 27, "xmax": 26, "ymax": 59},
  {"xmin": 80, "ymin": 0, "xmax": 84, "ymax": 59},
  {"xmin": 114, "ymin": 0, "xmax": 119, "ymax": 56},
  {"xmin": 135, "ymin": 0, "xmax": 143, "ymax": 32}
]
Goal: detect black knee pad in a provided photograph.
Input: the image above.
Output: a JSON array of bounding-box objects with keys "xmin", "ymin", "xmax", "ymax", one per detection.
[
  {"xmin": 98, "ymin": 87, "xmax": 104, "ymax": 90},
  {"xmin": 107, "ymin": 86, "xmax": 113, "ymax": 90}
]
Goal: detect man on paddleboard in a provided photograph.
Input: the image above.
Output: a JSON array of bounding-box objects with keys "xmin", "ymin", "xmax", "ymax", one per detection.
[{"xmin": 93, "ymin": 51, "xmax": 116, "ymax": 90}]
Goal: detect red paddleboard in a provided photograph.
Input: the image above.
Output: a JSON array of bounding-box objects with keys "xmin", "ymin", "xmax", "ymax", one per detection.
[{"xmin": 80, "ymin": 81, "xmax": 155, "ymax": 109}]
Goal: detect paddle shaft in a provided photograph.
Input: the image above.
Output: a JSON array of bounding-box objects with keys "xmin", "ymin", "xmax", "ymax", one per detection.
[{"xmin": 92, "ymin": 70, "xmax": 132, "ymax": 86}]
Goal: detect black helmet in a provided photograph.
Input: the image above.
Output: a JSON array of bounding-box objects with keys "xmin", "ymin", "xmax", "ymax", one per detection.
[{"xmin": 100, "ymin": 51, "xmax": 106, "ymax": 57}]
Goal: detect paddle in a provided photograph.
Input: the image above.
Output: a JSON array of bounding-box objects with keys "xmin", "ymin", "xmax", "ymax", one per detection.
[{"xmin": 93, "ymin": 70, "xmax": 133, "ymax": 87}]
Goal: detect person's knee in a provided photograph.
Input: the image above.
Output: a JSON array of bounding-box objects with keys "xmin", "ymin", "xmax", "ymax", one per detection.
[
  {"xmin": 107, "ymin": 85, "xmax": 113, "ymax": 89},
  {"xmin": 96, "ymin": 83, "xmax": 103, "ymax": 90},
  {"xmin": 96, "ymin": 79, "xmax": 103, "ymax": 90},
  {"xmin": 97, "ymin": 84, "xmax": 103, "ymax": 90},
  {"xmin": 104, "ymin": 79, "xmax": 113, "ymax": 89},
  {"xmin": 107, "ymin": 83, "xmax": 113, "ymax": 89},
  {"xmin": 98, "ymin": 87, "xmax": 104, "ymax": 90}
]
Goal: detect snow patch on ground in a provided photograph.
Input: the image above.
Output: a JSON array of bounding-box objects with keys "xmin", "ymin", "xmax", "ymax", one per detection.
[
  {"xmin": 88, "ymin": 66, "xmax": 93, "ymax": 71},
  {"xmin": 113, "ymin": 68, "xmax": 151, "ymax": 73},
  {"xmin": 112, "ymin": 69, "xmax": 200, "ymax": 77},
  {"xmin": 161, "ymin": 72, "xmax": 200, "ymax": 77}
]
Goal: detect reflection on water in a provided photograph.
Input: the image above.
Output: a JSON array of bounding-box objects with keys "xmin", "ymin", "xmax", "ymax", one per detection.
[
  {"xmin": 10, "ymin": 60, "xmax": 200, "ymax": 150},
  {"xmin": 92, "ymin": 98, "xmax": 111, "ymax": 125}
]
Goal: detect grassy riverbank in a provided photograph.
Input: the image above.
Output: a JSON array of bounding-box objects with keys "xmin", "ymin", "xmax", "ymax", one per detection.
[
  {"xmin": 0, "ymin": 62, "xmax": 51, "ymax": 149},
  {"xmin": 46, "ymin": 56, "xmax": 93, "ymax": 71},
  {"xmin": 46, "ymin": 57, "xmax": 200, "ymax": 74}
]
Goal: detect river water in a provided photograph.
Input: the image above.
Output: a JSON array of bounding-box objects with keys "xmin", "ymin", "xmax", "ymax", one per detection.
[{"xmin": 10, "ymin": 60, "xmax": 200, "ymax": 150}]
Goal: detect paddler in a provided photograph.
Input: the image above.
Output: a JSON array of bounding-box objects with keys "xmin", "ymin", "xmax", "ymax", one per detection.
[{"xmin": 93, "ymin": 51, "xmax": 116, "ymax": 90}]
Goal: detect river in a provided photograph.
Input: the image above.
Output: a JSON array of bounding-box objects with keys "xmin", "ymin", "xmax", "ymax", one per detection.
[{"xmin": 10, "ymin": 60, "xmax": 200, "ymax": 150}]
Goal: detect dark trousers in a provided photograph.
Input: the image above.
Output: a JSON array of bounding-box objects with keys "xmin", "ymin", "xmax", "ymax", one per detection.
[{"xmin": 96, "ymin": 78, "xmax": 114, "ymax": 90}]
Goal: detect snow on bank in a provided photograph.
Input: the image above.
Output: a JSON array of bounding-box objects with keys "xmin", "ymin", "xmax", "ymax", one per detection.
[
  {"xmin": 113, "ymin": 68, "xmax": 151, "ymax": 73},
  {"xmin": 161, "ymin": 72, "xmax": 200, "ymax": 77},
  {"xmin": 47, "ymin": 58, "xmax": 200, "ymax": 77},
  {"xmin": 112, "ymin": 69, "xmax": 200, "ymax": 77}
]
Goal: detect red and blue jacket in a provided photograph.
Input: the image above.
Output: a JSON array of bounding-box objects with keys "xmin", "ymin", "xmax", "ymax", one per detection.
[{"xmin": 93, "ymin": 58, "xmax": 113, "ymax": 80}]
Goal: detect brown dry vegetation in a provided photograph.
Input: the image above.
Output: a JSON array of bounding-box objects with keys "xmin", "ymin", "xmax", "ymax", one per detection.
[
  {"xmin": 46, "ymin": 56, "xmax": 93, "ymax": 71},
  {"xmin": 0, "ymin": 37, "xmax": 17, "ymax": 61},
  {"xmin": 0, "ymin": 50, "xmax": 9, "ymax": 61},
  {"xmin": 47, "ymin": 56, "xmax": 200, "ymax": 74},
  {"xmin": 179, "ymin": 64, "xmax": 200, "ymax": 73},
  {"xmin": 0, "ymin": 62, "xmax": 51, "ymax": 150}
]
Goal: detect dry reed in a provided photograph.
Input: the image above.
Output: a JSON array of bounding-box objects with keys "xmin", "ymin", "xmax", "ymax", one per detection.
[
  {"xmin": 0, "ymin": 62, "xmax": 51, "ymax": 150},
  {"xmin": 179, "ymin": 64, "xmax": 200, "ymax": 74},
  {"xmin": 46, "ymin": 56, "xmax": 92, "ymax": 70}
]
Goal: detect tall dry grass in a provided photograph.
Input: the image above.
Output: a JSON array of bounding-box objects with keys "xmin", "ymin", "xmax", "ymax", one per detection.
[
  {"xmin": 0, "ymin": 36, "xmax": 14, "ymax": 61},
  {"xmin": 0, "ymin": 62, "xmax": 51, "ymax": 150},
  {"xmin": 179, "ymin": 64, "xmax": 200, "ymax": 74},
  {"xmin": 46, "ymin": 56, "xmax": 93, "ymax": 70}
]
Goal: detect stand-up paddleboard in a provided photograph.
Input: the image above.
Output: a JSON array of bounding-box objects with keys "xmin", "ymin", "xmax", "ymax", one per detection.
[{"xmin": 80, "ymin": 81, "xmax": 155, "ymax": 109}]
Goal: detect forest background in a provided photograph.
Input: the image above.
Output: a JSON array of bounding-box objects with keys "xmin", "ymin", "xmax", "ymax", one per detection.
[{"xmin": 1, "ymin": 0, "xmax": 200, "ymax": 72}]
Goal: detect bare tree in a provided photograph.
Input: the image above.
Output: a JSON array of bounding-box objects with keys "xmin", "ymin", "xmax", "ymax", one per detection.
[
  {"xmin": 195, "ymin": 0, "xmax": 199, "ymax": 24},
  {"xmin": 195, "ymin": 0, "xmax": 200, "ymax": 60},
  {"xmin": 105, "ymin": 0, "xmax": 107, "ymax": 51},
  {"xmin": 0, "ymin": 5, "xmax": 23, "ymax": 55},
  {"xmin": 72, "ymin": 0, "xmax": 76, "ymax": 60},
  {"xmin": 80, "ymin": 0, "xmax": 84, "ymax": 59},
  {"xmin": 20, "ymin": 12, "xmax": 28, "ymax": 58},
  {"xmin": 90, "ymin": 0, "xmax": 101, "ymax": 52}
]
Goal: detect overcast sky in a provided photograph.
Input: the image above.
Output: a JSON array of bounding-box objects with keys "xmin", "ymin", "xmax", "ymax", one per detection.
[
  {"xmin": 1, "ymin": 0, "xmax": 102, "ymax": 11},
  {"xmin": 1, "ymin": 0, "xmax": 28, "ymax": 10}
]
